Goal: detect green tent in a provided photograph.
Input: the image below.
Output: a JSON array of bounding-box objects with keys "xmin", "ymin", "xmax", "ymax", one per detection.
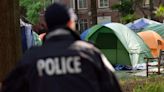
[
  {"xmin": 142, "ymin": 24, "xmax": 164, "ymax": 39},
  {"xmin": 85, "ymin": 23, "xmax": 152, "ymax": 68}
]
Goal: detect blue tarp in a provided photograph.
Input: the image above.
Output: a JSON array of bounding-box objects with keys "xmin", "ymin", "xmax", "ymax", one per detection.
[{"xmin": 126, "ymin": 18, "xmax": 161, "ymax": 32}]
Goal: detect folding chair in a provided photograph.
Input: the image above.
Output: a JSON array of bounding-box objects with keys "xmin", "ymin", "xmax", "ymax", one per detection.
[{"xmin": 145, "ymin": 50, "xmax": 164, "ymax": 77}]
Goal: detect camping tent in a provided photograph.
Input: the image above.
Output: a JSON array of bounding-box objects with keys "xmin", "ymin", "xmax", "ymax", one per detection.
[
  {"xmin": 83, "ymin": 23, "xmax": 152, "ymax": 69},
  {"xmin": 81, "ymin": 23, "xmax": 107, "ymax": 40},
  {"xmin": 138, "ymin": 31, "xmax": 164, "ymax": 57},
  {"xmin": 126, "ymin": 18, "xmax": 161, "ymax": 32},
  {"xmin": 80, "ymin": 29, "xmax": 90, "ymax": 40},
  {"xmin": 142, "ymin": 24, "xmax": 164, "ymax": 39}
]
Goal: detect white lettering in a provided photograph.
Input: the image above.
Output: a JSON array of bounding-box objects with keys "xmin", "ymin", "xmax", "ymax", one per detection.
[
  {"xmin": 66, "ymin": 57, "xmax": 74, "ymax": 73},
  {"xmin": 74, "ymin": 56, "xmax": 81, "ymax": 73},
  {"xmin": 45, "ymin": 58, "xmax": 55, "ymax": 76},
  {"xmin": 55, "ymin": 58, "xmax": 63, "ymax": 75},
  {"xmin": 37, "ymin": 59, "xmax": 45, "ymax": 76},
  {"xmin": 61, "ymin": 57, "xmax": 66, "ymax": 74},
  {"xmin": 36, "ymin": 56, "xmax": 82, "ymax": 76}
]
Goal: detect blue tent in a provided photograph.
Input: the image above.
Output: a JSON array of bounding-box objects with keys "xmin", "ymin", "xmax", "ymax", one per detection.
[{"xmin": 126, "ymin": 18, "xmax": 161, "ymax": 32}]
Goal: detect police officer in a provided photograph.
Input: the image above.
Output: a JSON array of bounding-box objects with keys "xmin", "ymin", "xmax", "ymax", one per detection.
[{"xmin": 1, "ymin": 3, "xmax": 122, "ymax": 92}]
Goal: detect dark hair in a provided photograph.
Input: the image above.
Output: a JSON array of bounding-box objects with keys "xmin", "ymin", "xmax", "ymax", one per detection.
[{"xmin": 44, "ymin": 3, "xmax": 70, "ymax": 31}]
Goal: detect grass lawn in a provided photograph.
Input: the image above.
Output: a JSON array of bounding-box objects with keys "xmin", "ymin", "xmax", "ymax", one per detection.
[{"xmin": 116, "ymin": 70, "xmax": 164, "ymax": 92}]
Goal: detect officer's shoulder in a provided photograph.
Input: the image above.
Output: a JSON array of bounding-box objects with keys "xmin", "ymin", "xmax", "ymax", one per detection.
[{"xmin": 74, "ymin": 41, "xmax": 94, "ymax": 48}]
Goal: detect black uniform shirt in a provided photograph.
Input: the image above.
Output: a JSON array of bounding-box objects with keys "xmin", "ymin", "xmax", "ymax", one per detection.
[{"xmin": 1, "ymin": 28, "xmax": 122, "ymax": 92}]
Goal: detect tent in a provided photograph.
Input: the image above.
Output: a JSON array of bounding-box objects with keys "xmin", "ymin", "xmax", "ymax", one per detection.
[
  {"xmin": 142, "ymin": 24, "xmax": 164, "ymax": 39},
  {"xmin": 126, "ymin": 18, "xmax": 161, "ymax": 32},
  {"xmin": 80, "ymin": 29, "xmax": 90, "ymax": 40},
  {"xmin": 80, "ymin": 23, "xmax": 106, "ymax": 40},
  {"xmin": 138, "ymin": 31, "xmax": 164, "ymax": 57},
  {"xmin": 83, "ymin": 23, "xmax": 152, "ymax": 68}
]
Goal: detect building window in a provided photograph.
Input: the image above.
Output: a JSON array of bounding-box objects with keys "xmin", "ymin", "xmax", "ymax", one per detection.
[
  {"xmin": 143, "ymin": 0, "xmax": 149, "ymax": 7},
  {"xmin": 97, "ymin": 16, "xmax": 111, "ymax": 24},
  {"xmin": 69, "ymin": 0, "xmax": 75, "ymax": 9},
  {"xmin": 78, "ymin": 0, "xmax": 87, "ymax": 9},
  {"xmin": 78, "ymin": 19, "xmax": 88, "ymax": 33},
  {"xmin": 98, "ymin": 0, "xmax": 109, "ymax": 8}
]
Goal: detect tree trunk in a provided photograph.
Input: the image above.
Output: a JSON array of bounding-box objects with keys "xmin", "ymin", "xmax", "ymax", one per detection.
[
  {"xmin": 158, "ymin": 0, "xmax": 162, "ymax": 5},
  {"xmin": 133, "ymin": 0, "xmax": 148, "ymax": 17},
  {"xmin": 149, "ymin": 0, "xmax": 155, "ymax": 19},
  {"xmin": 0, "ymin": 0, "xmax": 22, "ymax": 81}
]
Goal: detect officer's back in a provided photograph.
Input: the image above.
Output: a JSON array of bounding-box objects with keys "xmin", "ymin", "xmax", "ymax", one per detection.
[{"xmin": 1, "ymin": 3, "xmax": 122, "ymax": 92}]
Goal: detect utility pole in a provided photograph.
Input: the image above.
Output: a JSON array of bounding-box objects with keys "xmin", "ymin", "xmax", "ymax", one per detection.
[{"xmin": 91, "ymin": 0, "xmax": 97, "ymax": 26}]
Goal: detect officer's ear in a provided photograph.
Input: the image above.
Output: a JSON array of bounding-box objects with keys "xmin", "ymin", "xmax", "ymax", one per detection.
[
  {"xmin": 67, "ymin": 8, "xmax": 77, "ymax": 31},
  {"xmin": 67, "ymin": 19, "xmax": 76, "ymax": 31}
]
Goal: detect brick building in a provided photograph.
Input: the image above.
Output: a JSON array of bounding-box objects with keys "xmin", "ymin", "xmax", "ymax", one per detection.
[
  {"xmin": 52, "ymin": 0, "xmax": 120, "ymax": 33},
  {"xmin": 51, "ymin": 0, "xmax": 164, "ymax": 33}
]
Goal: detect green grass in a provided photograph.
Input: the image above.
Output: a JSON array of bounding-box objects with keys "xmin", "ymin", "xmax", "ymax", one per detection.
[{"xmin": 119, "ymin": 76, "xmax": 164, "ymax": 92}]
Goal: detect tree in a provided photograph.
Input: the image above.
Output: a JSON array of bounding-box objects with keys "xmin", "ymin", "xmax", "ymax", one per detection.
[
  {"xmin": 133, "ymin": 0, "xmax": 147, "ymax": 18},
  {"xmin": 20, "ymin": 0, "xmax": 43, "ymax": 24},
  {"xmin": 112, "ymin": 0, "xmax": 136, "ymax": 23},
  {"xmin": 112, "ymin": 0, "xmax": 134, "ymax": 17},
  {"xmin": 155, "ymin": 4, "xmax": 164, "ymax": 17},
  {"xmin": 154, "ymin": 4, "xmax": 164, "ymax": 22},
  {"xmin": 112, "ymin": 0, "xmax": 156, "ymax": 23},
  {"xmin": 0, "ymin": 0, "xmax": 22, "ymax": 81},
  {"xmin": 20, "ymin": 0, "xmax": 52, "ymax": 24}
]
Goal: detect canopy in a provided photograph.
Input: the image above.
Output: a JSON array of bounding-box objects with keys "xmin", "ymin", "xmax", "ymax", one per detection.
[{"xmin": 82, "ymin": 23, "xmax": 152, "ymax": 68}]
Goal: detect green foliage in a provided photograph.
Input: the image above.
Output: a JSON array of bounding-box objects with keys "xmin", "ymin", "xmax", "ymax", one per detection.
[
  {"xmin": 121, "ymin": 14, "xmax": 137, "ymax": 24},
  {"xmin": 155, "ymin": 4, "xmax": 164, "ymax": 17},
  {"xmin": 20, "ymin": 0, "xmax": 43, "ymax": 24},
  {"xmin": 111, "ymin": 0, "xmax": 135, "ymax": 23},
  {"xmin": 26, "ymin": 2, "xmax": 42, "ymax": 24},
  {"xmin": 19, "ymin": 0, "xmax": 52, "ymax": 24},
  {"xmin": 111, "ymin": 0, "xmax": 134, "ymax": 17}
]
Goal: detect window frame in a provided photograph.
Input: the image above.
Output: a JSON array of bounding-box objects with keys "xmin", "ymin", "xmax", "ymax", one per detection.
[
  {"xmin": 78, "ymin": 0, "xmax": 88, "ymax": 9},
  {"xmin": 69, "ymin": 0, "xmax": 75, "ymax": 9},
  {"xmin": 98, "ymin": 0, "xmax": 109, "ymax": 8},
  {"xmin": 78, "ymin": 19, "xmax": 88, "ymax": 33}
]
